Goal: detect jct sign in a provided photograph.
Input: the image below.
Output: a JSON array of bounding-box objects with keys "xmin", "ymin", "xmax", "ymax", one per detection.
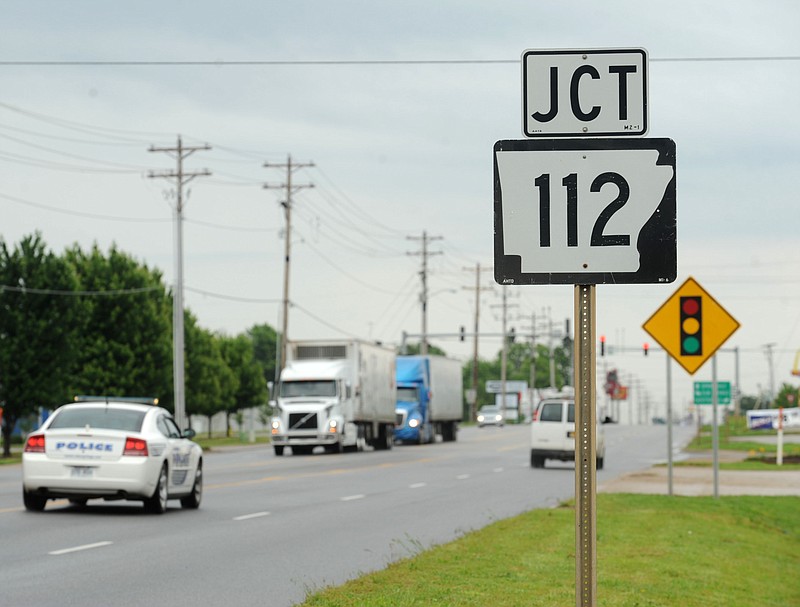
[{"xmin": 522, "ymin": 48, "xmax": 648, "ymax": 137}]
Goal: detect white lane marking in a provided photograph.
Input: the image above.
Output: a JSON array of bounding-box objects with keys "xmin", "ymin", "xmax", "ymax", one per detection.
[
  {"xmin": 233, "ymin": 511, "xmax": 271, "ymax": 521},
  {"xmin": 494, "ymin": 467, "xmax": 504, "ymax": 473},
  {"xmin": 456, "ymin": 474, "xmax": 470, "ymax": 480},
  {"xmin": 409, "ymin": 482, "xmax": 427, "ymax": 489},
  {"xmin": 49, "ymin": 541, "xmax": 112, "ymax": 556},
  {"xmin": 341, "ymin": 494, "xmax": 365, "ymax": 502}
]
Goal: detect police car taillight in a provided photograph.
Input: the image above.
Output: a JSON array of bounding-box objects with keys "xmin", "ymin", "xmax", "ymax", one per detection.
[
  {"xmin": 24, "ymin": 434, "xmax": 46, "ymax": 453},
  {"xmin": 123, "ymin": 437, "xmax": 148, "ymax": 456}
]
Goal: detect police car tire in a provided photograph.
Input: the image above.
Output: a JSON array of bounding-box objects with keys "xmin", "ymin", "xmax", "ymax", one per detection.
[
  {"xmin": 181, "ymin": 461, "xmax": 202, "ymax": 509},
  {"xmin": 144, "ymin": 464, "xmax": 169, "ymax": 514},
  {"xmin": 23, "ymin": 490, "xmax": 47, "ymax": 512}
]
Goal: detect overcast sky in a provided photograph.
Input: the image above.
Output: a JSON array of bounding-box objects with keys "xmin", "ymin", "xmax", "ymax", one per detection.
[{"xmin": 2, "ymin": 1, "xmax": 799, "ymax": 417}]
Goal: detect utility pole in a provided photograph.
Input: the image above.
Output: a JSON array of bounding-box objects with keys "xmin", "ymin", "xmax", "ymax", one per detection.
[
  {"xmin": 462, "ymin": 263, "xmax": 493, "ymax": 420},
  {"xmin": 407, "ymin": 231, "xmax": 442, "ymax": 355},
  {"xmin": 491, "ymin": 287, "xmax": 518, "ymax": 420},
  {"xmin": 264, "ymin": 155, "xmax": 314, "ymax": 375},
  {"xmin": 763, "ymin": 342, "xmax": 777, "ymax": 404},
  {"xmin": 148, "ymin": 135, "xmax": 211, "ymax": 430}
]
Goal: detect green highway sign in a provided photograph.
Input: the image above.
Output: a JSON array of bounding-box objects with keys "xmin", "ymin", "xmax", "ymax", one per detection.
[{"xmin": 693, "ymin": 381, "xmax": 731, "ymax": 405}]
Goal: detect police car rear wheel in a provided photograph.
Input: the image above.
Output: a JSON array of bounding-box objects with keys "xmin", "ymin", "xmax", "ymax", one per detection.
[
  {"xmin": 144, "ymin": 464, "xmax": 168, "ymax": 514},
  {"xmin": 23, "ymin": 490, "xmax": 47, "ymax": 512}
]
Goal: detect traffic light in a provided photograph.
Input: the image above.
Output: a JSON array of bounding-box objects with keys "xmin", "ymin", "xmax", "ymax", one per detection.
[
  {"xmin": 459, "ymin": 326, "xmax": 465, "ymax": 342},
  {"xmin": 643, "ymin": 342, "xmax": 649, "ymax": 356},
  {"xmin": 600, "ymin": 335, "xmax": 606, "ymax": 357},
  {"xmin": 680, "ymin": 296, "xmax": 702, "ymax": 356}
]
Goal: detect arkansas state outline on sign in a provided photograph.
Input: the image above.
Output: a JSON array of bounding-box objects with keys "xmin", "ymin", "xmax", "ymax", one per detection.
[{"xmin": 494, "ymin": 138, "xmax": 676, "ymax": 285}]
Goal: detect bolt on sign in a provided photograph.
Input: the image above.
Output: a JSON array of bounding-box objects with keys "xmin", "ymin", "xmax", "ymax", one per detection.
[{"xmin": 642, "ymin": 276, "xmax": 740, "ymax": 375}]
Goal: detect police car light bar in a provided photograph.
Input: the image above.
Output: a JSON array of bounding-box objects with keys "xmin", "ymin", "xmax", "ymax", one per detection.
[{"xmin": 73, "ymin": 396, "xmax": 159, "ymax": 406}]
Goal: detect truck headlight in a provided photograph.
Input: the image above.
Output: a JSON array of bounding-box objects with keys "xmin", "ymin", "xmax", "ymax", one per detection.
[
  {"xmin": 327, "ymin": 419, "xmax": 338, "ymax": 433},
  {"xmin": 271, "ymin": 419, "xmax": 282, "ymax": 434},
  {"xmin": 408, "ymin": 418, "xmax": 420, "ymax": 428}
]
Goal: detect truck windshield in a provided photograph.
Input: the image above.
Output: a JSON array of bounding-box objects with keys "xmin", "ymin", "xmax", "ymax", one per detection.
[
  {"xmin": 280, "ymin": 380, "xmax": 337, "ymax": 398},
  {"xmin": 397, "ymin": 387, "xmax": 419, "ymax": 402}
]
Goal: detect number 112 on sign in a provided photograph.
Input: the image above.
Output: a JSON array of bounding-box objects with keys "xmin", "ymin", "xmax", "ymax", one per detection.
[{"xmin": 493, "ymin": 138, "xmax": 676, "ymax": 286}]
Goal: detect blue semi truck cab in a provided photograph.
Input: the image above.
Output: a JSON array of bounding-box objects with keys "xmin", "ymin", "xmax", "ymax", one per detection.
[{"xmin": 394, "ymin": 355, "xmax": 462, "ymax": 444}]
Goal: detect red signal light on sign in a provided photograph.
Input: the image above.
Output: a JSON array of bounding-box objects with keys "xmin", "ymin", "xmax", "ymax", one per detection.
[
  {"xmin": 600, "ymin": 335, "xmax": 606, "ymax": 357},
  {"xmin": 680, "ymin": 296, "xmax": 702, "ymax": 356}
]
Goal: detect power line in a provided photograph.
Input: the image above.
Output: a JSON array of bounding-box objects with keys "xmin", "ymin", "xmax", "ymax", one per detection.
[
  {"xmin": 0, "ymin": 284, "xmax": 163, "ymax": 296},
  {"xmin": 2, "ymin": 56, "xmax": 799, "ymax": 66},
  {"xmin": 0, "ymin": 191, "xmax": 170, "ymax": 223}
]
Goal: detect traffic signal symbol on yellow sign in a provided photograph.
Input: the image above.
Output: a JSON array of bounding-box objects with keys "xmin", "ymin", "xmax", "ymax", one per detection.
[
  {"xmin": 642, "ymin": 277, "xmax": 740, "ymax": 375},
  {"xmin": 679, "ymin": 296, "xmax": 702, "ymax": 356}
]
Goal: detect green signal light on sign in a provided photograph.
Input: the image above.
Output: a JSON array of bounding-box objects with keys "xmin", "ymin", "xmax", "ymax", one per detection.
[{"xmin": 680, "ymin": 296, "xmax": 702, "ymax": 356}]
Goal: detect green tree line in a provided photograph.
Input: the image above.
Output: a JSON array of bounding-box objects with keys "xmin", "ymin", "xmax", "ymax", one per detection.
[
  {"xmin": 0, "ymin": 233, "xmax": 276, "ymax": 456},
  {"xmin": 0, "ymin": 233, "xmax": 575, "ymax": 457}
]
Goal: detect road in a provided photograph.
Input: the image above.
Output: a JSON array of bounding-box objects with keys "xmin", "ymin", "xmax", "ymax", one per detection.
[{"xmin": 0, "ymin": 422, "xmax": 694, "ymax": 607}]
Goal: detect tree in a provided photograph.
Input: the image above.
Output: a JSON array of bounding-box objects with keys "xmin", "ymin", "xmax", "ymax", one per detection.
[
  {"xmin": 247, "ymin": 323, "xmax": 279, "ymax": 392},
  {"xmin": 219, "ymin": 334, "xmax": 268, "ymax": 436},
  {"xmin": 0, "ymin": 234, "xmax": 86, "ymax": 457},
  {"xmin": 65, "ymin": 244, "xmax": 173, "ymax": 407},
  {"xmin": 184, "ymin": 313, "xmax": 236, "ymax": 437},
  {"xmin": 401, "ymin": 342, "xmax": 447, "ymax": 356},
  {"xmin": 775, "ymin": 383, "xmax": 800, "ymax": 409}
]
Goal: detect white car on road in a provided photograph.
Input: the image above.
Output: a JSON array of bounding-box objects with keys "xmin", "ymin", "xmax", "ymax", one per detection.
[
  {"xmin": 530, "ymin": 395, "xmax": 605, "ymax": 469},
  {"xmin": 22, "ymin": 398, "xmax": 203, "ymax": 513}
]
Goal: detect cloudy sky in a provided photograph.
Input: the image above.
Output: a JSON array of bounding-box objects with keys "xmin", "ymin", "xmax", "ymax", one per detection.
[{"xmin": 2, "ymin": 1, "xmax": 799, "ymax": 417}]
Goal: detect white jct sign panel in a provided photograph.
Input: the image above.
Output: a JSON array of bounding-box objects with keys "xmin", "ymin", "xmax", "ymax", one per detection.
[
  {"xmin": 494, "ymin": 138, "xmax": 676, "ymax": 285},
  {"xmin": 522, "ymin": 48, "xmax": 648, "ymax": 137}
]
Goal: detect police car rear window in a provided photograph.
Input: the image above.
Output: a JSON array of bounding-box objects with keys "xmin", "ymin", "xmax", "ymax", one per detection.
[{"xmin": 48, "ymin": 408, "xmax": 146, "ymax": 432}]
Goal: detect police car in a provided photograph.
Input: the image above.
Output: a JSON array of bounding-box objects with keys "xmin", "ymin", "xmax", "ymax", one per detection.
[{"xmin": 22, "ymin": 397, "xmax": 203, "ymax": 513}]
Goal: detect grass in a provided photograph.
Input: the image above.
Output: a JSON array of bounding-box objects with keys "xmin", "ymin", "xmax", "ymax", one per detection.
[
  {"xmin": 686, "ymin": 416, "xmax": 800, "ymax": 470},
  {"xmin": 300, "ymin": 494, "xmax": 800, "ymax": 607}
]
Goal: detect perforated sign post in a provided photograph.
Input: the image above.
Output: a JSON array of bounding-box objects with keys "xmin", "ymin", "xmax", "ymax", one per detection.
[{"xmin": 496, "ymin": 47, "xmax": 674, "ymax": 607}]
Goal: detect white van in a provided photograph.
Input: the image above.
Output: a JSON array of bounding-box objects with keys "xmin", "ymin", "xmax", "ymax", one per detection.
[{"xmin": 530, "ymin": 396, "xmax": 605, "ymax": 469}]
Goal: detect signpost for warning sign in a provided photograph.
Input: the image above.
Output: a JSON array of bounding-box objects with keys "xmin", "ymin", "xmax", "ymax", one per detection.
[
  {"xmin": 643, "ymin": 276, "xmax": 740, "ymax": 499},
  {"xmin": 495, "ymin": 47, "xmax": 676, "ymax": 607}
]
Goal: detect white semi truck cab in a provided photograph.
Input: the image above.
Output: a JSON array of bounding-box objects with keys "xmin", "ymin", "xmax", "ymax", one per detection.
[{"xmin": 270, "ymin": 341, "xmax": 396, "ymax": 456}]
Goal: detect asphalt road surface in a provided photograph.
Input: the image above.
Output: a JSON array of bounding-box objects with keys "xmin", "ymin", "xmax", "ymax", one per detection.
[{"xmin": 0, "ymin": 422, "xmax": 694, "ymax": 607}]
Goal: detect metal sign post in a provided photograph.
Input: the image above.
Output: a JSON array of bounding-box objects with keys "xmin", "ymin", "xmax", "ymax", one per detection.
[
  {"xmin": 574, "ymin": 285, "xmax": 598, "ymax": 606},
  {"xmin": 712, "ymin": 355, "xmax": 719, "ymax": 498}
]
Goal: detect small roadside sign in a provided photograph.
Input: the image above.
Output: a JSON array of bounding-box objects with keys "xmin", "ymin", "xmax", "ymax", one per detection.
[
  {"xmin": 494, "ymin": 137, "xmax": 676, "ymax": 285},
  {"xmin": 522, "ymin": 48, "xmax": 648, "ymax": 138},
  {"xmin": 485, "ymin": 380, "xmax": 527, "ymax": 394},
  {"xmin": 694, "ymin": 381, "xmax": 732, "ymax": 405},
  {"xmin": 643, "ymin": 277, "xmax": 740, "ymax": 375}
]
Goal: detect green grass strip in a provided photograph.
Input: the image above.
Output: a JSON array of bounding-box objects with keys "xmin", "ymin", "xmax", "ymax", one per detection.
[{"xmin": 301, "ymin": 494, "xmax": 800, "ymax": 607}]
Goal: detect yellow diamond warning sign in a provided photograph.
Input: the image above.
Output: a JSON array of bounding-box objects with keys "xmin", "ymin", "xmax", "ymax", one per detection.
[{"xmin": 642, "ymin": 276, "xmax": 740, "ymax": 375}]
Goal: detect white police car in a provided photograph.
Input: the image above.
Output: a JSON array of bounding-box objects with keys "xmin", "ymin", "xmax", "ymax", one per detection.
[{"xmin": 22, "ymin": 397, "xmax": 203, "ymax": 513}]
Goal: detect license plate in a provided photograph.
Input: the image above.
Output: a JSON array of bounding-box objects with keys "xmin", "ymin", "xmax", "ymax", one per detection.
[{"xmin": 70, "ymin": 466, "xmax": 94, "ymax": 478}]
